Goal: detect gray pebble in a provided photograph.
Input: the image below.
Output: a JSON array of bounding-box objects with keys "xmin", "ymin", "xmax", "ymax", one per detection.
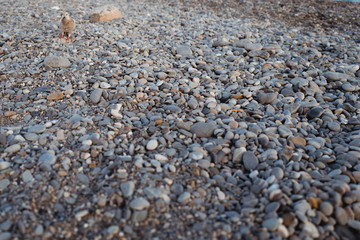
[
  {"xmin": 44, "ymin": 55, "xmax": 71, "ymax": 68},
  {"xmin": 38, "ymin": 152, "xmax": 56, "ymax": 165},
  {"xmin": 90, "ymin": 88, "xmax": 103, "ymax": 104},
  {"xmin": 120, "ymin": 181, "xmax": 135, "ymax": 197},
  {"xmin": 129, "ymin": 197, "xmax": 150, "ymax": 210},
  {"xmin": 242, "ymin": 151, "xmax": 259, "ymax": 171},
  {"xmin": 190, "ymin": 122, "xmax": 217, "ymax": 138},
  {"xmin": 28, "ymin": 125, "xmax": 46, "ymax": 133}
]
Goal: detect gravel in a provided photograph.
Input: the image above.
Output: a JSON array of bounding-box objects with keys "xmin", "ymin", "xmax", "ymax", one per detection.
[{"xmin": 1, "ymin": 0, "xmax": 360, "ymax": 239}]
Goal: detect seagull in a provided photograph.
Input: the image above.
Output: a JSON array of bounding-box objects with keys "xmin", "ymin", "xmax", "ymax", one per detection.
[{"xmin": 60, "ymin": 12, "xmax": 75, "ymax": 42}]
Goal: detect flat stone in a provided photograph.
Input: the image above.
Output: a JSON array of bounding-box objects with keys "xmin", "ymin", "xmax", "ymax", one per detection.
[
  {"xmin": 5, "ymin": 144, "xmax": 21, "ymax": 153},
  {"xmin": 90, "ymin": 5, "xmax": 122, "ymax": 22},
  {"xmin": 290, "ymin": 136, "xmax": 306, "ymax": 146},
  {"xmin": 22, "ymin": 170, "xmax": 34, "ymax": 183},
  {"xmin": 257, "ymin": 92, "xmax": 277, "ymax": 104},
  {"xmin": 347, "ymin": 219, "xmax": 360, "ymax": 230},
  {"xmin": 132, "ymin": 210, "xmax": 148, "ymax": 222},
  {"xmin": 306, "ymin": 107, "xmax": 325, "ymax": 119},
  {"xmin": 190, "ymin": 122, "xmax": 217, "ymax": 138},
  {"xmin": 302, "ymin": 221, "xmax": 319, "ymax": 238},
  {"xmin": 47, "ymin": 92, "xmax": 64, "ymax": 100},
  {"xmin": 129, "ymin": 197, "xmax": 150, "ymax": 210},
  {"xmin": 198, "ymin": 159, "xmax": 211, "ymax": 169},
  {"xmin": 90, "ymin": 89, "xmax": 103, "ymax": 104},
  {"xmin": 120, "ymin": 181, "xmax": 135, "ymax": 197},
  {"xmin": 177, "ymin": 192, "xmax": 191, "ymax": 204},
  {"xmin": 38, "ymin": 152, "xmax": 56, "ymax": 165},
  {"xmin": 44, "ymin": 55, "xmax": 71, "ymax": 68},
  {"xmin": 0, "ymin": 179, "xmax": 10, "ymax": 191},
  {"xmin": 323, "ymin": 71, "xmax": 351, "ymax": 81},
  {"xmin": 28, "ymin": 125, "xmax": 46, "ymax": 133},
  {"xmin": 262, "ymin": 217, "xmax": 281, "ymax": 231},
  {"xmin": 0, "ymin": 232, "xmax": 11, "ymax": 240},
  {"xmin": 0, "ymin": 133, "xmax": 6, "ymax": 146},
  {"xmin": 76, "ymin": 173, "xmax": 90, "ymax": 185},
  {"xmin": 146, "ymin": 139, "xmax": 158, "ymax": 150},
  {"xmin": 242, "ymin": 151, "xmax": 259, "ymax": 171},
  {"xmin": 176, "ymin": 45, "xmax": 192, "ymax": 57},
  {"xmin": 0, "ymin": 161, "xmax": 10, "ymax": 170},
  {"xmin": 320, "ymin": 201, "xmax": 334, "ymax": 216}
]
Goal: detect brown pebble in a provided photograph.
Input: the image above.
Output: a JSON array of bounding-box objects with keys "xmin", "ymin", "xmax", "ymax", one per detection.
[
  {"xmin": 4, "ymin": 111, "xmax": 16, "ymax": 117},
  {"xmin": 290, "ymin": 136, "xmax": 306, "ymax": 146},
  {"xmin": 307, "ymin": 196, "xmax": 322, "ymax": 209},
  {"xmin": 282, "ymin": 212, "xmax": 295, "ymax": 226},
  {"xmin": 47, "ymin": 92, "xmax": 64, "ymax": 100}
]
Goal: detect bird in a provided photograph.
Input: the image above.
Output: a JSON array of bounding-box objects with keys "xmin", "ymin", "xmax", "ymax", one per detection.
[{"xmin": 60, "ymin": 12, "xmax": 75, "ymax": 42}]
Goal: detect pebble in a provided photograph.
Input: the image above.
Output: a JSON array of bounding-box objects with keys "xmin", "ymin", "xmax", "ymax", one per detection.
[
  {"xmin": 177, "ymin": 192, "xmax": 191, "ymax": 204},
  {"xmin": 0, "ymin": 161, "xmax": 10, "ymax": 170},
  {"xmin": 38, "ymin": 152, "xmax": 56, "ymax": 165},
  {"xmin": 146, "ymin": 139, "xmax": 158, "ymax": 150},
  {"xmin": 44, "ymin": 55, "xmax": 71, "ymax": 68},
  {"xmin": 129, "ymin": 198, "xmax": 150, "ymax": 210},
  {"xmin": 120, "ymin": 181, "xmax": 135, "ymax": 197},
  {"xmin": 176, "ymin": 45, "xmax": 192, "ymax": 57},
  {"xmin": 4, "ymin": 144, "xmax": 21, "ymax": 153},
  {"xmin": 347, "ymin": 219, "xmax": 360, "ymax": 230},
  {"xmin": 0, "ymin": 179, "xmax": 10, "ymax": 190},
  {"xmin": 190, "ymin": 122, "xmax": 217, "ymax": 138},
  {"xmin": 90, "ymin": 88, "xmax": 103, "ymax": 104},
  {"xmin": 0, "ymin": 233, "xmax": 11, "ymax": 240},
  {"xmin": 262, "ymin": 217, "xmax": 281, "ymax": 231},
  {"xmin": 323, "ymin": 71, "xmax": 350, "ymax": 81},
  {"xmin": 302, "ymin": 221, "xmax": 319, "ymax": 238},
  {"xmin": 242, "ymin": 151, "xmax": 259, "ymax": 171}
]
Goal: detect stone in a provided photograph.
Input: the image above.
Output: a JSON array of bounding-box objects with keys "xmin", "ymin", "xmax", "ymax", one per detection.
[
  {"xmin": 38, "ymin": 152, "xmax": 56, "ymax": 165},
  {"xmin": 306, "ymin": 107, "xmax": 325, "ymax": 119},
  {"xmin": 76, "ymin": 173, "xmax": 90, "ymax": 185},
  {"xmin": 177, "ymin": 192, "xmax": 191, "ymax": 204},
  {"xmin": 257, "ymin": 92, "xmax": 277, "ymax": 104},
  {"xmin": 28, "ymin": 125, "xmax": 46, "ymax": 133},
  {"xmin": 0, "ymin": 232, "xmax": 11, "ymax": 240},
  {"xmin": 335, "ymin": 207, "xmax": 349, "ymax": 225},
  {"xmin": 323, "ymin": 71, "xmax": 351, "ymax": 81},
  {"xmin": 242, "ymin": 151, "xmax": 259, "ymax": 171},
  {"xmin": 190, "ymin": 122, "xmax": 217, "ymax": 138},
  {"xmin": 44, "ymin": 55, "xmax": 71, "ymax": 68},
  {"xmin": 120, "ymin": 181, "xmax": 135, "ymax": 197},
  {"xmin": 290, "ymin": 136, "xmax": 306, "ymax": 146},
  {"xmin": 262, "ymin": 217, "xmax": 281, "ymax": 231},
  {"xmin": 90, "ymin": 5, "xmax": 122, "ymax": 23},
  {"xmin": 132, "ymin": 210, "xmax": 148, "ymax": 222},
  {"xmin": 90, "ymin": 88, "xmax": 103, "ymax": 104},
  {"xmin": 129, "ymin": 197, "xmax": 150, "ymax": 210},
  {"xmin": 0, "ymin": 161, "xmax": 10, "ymax": 170},
  {"xmin": 22, "ymin": 170, "xmax": 34, "ymax": 183},
  {"xmin": 302, "ymin": 221, "xmax": 319, "ymax": 238},
  {"xmin": 0, "ymin": 179, "xmax": 10, "ymax": 191},
  {"xmin": 5, "ymin": 144, "xmax": 21, "ymax": 153},
  {"xmin": 47, "ymin": 92, "xmax": 64, "ymax": 100},
  {"xmin": 176, "ymin": 45, "xmax": 192, "ymax": 57},
  {"xmin": 146, "ymin": 139, "xmax": 158, "ymax": 150},
  {"xmin": 347, "ymin": 219, "xmax": 360, "ymax": 230},
  {"xmin": 320, "ymin": 201, "xmax": 333, "ymax": 216}
]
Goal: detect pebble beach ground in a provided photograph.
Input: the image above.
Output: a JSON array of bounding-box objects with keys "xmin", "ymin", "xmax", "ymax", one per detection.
[{"xmin": 1, "ymin": 0, "xmax": 360, "ymax": 239}]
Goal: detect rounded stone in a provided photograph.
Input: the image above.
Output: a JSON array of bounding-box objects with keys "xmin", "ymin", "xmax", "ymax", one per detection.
[
  {"xmin": 242, "ymin": 151, "xmax": 259, "ymax": 171},
  {"xmin": 146, "ymin": 139, "xmax": 158, "ymax": 150},
  {"xmin": 38, "ymin": 152, "xmax": 56, "ymax": 165},
  {"xmin": 320, "ymin": 201, "xmax": 334, "ymax": 216},
  {"xmin": 5, "ymin": 144, "xmax": 21, "ymax": 154},
  {"xmin": 190, "ymin": 122, "xmax": 217, "ymax": 138},
  {"xmin": 129, "ymin": 197, "xmax": 150, "ymax": 211},
  {"xmin": 90, "ymin": 88, "xmax": 103, "ymax": 104}
]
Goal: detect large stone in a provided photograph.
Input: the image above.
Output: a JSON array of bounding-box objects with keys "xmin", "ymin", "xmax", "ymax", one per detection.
[
  {"xmin": 44, "ymin": 55, "xmax": 71, "ymax": 68},
  {"xmin": 190, "ymin": 122, "xmax": 217, "ymax": 138},
  {"xmin": 91, "ymin": 5, "xmax": 122, "ymax": 23}
]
